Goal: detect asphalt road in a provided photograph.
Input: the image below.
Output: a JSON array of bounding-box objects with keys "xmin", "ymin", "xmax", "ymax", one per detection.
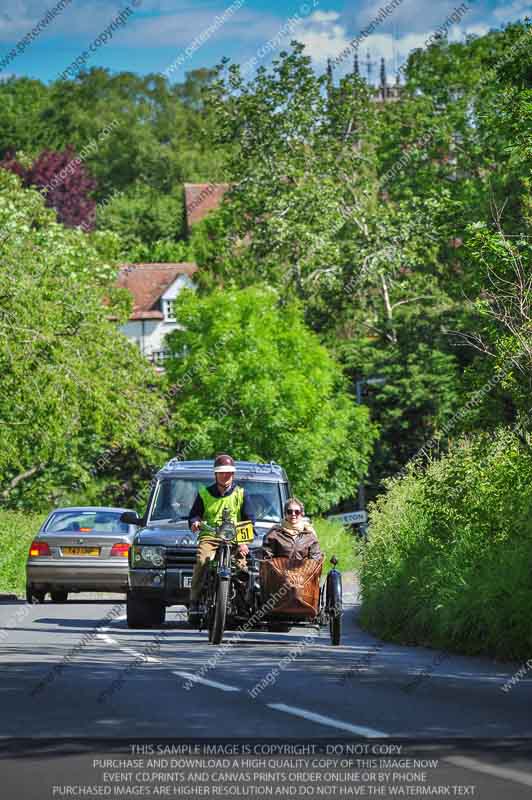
[{"xmin": 1, "ymin": 580, "xmax": 532, "ymax": 798}]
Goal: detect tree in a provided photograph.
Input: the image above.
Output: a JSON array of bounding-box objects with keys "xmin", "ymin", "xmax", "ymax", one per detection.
[
  {"xmin": 1, "ymin": 146, "xmax": 97, "ymax": 229},
  {"xmin": 96, "ymin": 181, "xmax": 185, "ymax": 252},
  {"xmin": 0, "ymin": 69, "xmax": 227, "ymax": 202},
  {"xmin": 0, "ymin": 77, "xmax": 48, "ymax": 155},
  {"xmin": 0, "ymin": 169, "xmax": 170, "ymax": 509},
  {"xmin": 451, "ymin": 225, "xmax": 532, "ymax": 431},
  {"xmin": 164, "ymin": 286, "xmax": 377, "ymax": 513},
  {"xmin": 202, "ymin": 44, "xmax": 380, "ymax": 294}
]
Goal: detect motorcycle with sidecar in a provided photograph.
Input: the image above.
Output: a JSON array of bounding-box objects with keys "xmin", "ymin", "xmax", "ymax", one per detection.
[{"xmin": 191, "ymin": 508, "xmax": 342, "ymax": 645}]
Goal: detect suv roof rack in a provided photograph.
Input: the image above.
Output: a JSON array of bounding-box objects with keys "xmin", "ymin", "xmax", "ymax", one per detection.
[{"xmin": 158, "ymin": 459, "xmax": 286, "ymax": 478}]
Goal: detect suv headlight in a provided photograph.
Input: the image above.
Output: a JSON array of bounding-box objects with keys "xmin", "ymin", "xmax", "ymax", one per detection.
[{"xmin": 132, "ymin": 545, "xmax": 165, "ymax": 568}]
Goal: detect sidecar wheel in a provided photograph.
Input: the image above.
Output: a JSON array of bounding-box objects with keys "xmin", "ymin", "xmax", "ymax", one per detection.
[{"xmin": 327, "ymin": 571, "xmax": 342, "ymax": 646}]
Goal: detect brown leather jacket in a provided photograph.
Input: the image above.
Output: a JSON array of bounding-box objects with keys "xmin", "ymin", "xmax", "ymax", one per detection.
[{"xmin": 261, "ymin": 523, "xmax": 322, "ymax": 562}]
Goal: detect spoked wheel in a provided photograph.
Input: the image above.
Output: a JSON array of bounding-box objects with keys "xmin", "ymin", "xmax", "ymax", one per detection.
[
  {"xmin": 209, "ymin": 577, "xmax": 229, "ymax": 644},
  {"xmin": 330, "ymin": 606, "xmax": 341, "ymax": 646},
  {"xmin": 208, "ymin": 545, "xmax": 231, "ymax": 645},
  {"xmin": 326, "ymin": 570, "xmax": 342, "ymax": 646}
]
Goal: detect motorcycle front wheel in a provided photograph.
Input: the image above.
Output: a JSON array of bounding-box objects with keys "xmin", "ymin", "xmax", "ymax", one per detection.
[
  {"xmin": 209, "ymin": 544, "xmax": 231, "ymax": 645},
  {"xmin": 209, "ymin": 577, "xmax": 229, "ymax": 644}
]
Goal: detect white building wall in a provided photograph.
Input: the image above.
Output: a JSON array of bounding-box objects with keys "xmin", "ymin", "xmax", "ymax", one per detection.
[{"xmin": 119, "ymin": 274, "xmax": 195, "ymax": 363}]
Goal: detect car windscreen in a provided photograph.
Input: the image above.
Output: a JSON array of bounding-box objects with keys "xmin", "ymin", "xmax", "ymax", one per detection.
[
  {"xmin": 44, "ymin": 511, "xmax": 130, "ymax": 534},
  {"xmin": 149, "ymin": 479, "xmax": 283, "ymax": 523},
  {"xmin": 244, "ymin": 481, "xmax": 283, "ymax": 522}
]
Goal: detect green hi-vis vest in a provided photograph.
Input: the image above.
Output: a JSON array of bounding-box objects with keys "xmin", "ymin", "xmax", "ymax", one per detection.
[{"xmin": 198, "ymin": 484, "xmax": 244, "ymax": 536}]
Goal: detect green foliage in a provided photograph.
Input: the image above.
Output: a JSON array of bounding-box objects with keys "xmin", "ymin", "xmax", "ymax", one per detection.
[
  {"xmin": 0, "ymin": 69, "xmax": 225, "ymax": 197},
  {"xmin": 96, "ymin": 182, "xmax": 185, "ymax": 251},
  {"xmin": 453, "ymin": 225, "xmax": 532, "ymax": 433},
  {"xmin": 0, "ymin": 78, "xmax": 49, "ymax": 155},
  {"xmin": 0, "ymin": 170, "xmax": 171, "ymax": 509},
  {"xmin": 381, "ymin": 22, "xmax": 532, "ymax": 232},
  {"xmin": 360, "ymin": 429, "xmax": 532, "ymax": 659},
  {"xmin": 1, "ymin": 20, "xmax": 532, "ymax": 568},
  {"xmin": 125, "ymin": 238, "xmax": 191, "ymax": 264},
  {"xmin": 342, "ymin": 339, "xmax": 461, "ymax": 489},
  {"xmin": 195, "ymin": 40, "xmax": 506, "ymax": 494},
  {"xmin": 203, "ymin": 45, "xmax": 380, "ymax": 293},
  {"xmin": 0, "ymin": 511, "xmax": 45, "ymax": 595},
  {"xmin": 0, "ymin": 68, "xmax": 226, "ymax": 261},
  {"xmin": 165, "ymin": 286, "xmax": 377, "ymax": 514}
]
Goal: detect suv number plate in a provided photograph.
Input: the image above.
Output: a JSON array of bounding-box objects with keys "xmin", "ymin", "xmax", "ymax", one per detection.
[{"xmin": 183, "ymin": 575, "xmax": 192, "ymax": 588}]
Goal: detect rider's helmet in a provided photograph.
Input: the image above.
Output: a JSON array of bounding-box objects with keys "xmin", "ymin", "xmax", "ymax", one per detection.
[{"xmin": 213, "ymin": 453, "xmax": 236, "ymax": 473}]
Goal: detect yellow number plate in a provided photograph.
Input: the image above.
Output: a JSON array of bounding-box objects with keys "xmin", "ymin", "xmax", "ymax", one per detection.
[
  {"xmin": 236, "ymin": 521, "xmax": 254, "ymax": 543},
  {"xmin": 62, "ymin": 547, "xmax": 100, "ymax": 557}
]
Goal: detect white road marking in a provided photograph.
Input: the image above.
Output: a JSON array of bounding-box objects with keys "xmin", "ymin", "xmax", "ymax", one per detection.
[
  {"xmin": 268, "ymin": 703, "xmax": 387, "ymax": 737},
  {"xmin": 98, "ymin": 634, "xmax": 118, "ymax": 646},
  {"xmin": 100, "ymin": 614, "xmax": 127, "ymax": 633},
  {"xmin": 117, "ymin": 645, "xmax": 160, "ymax": 663},
  {"xmin": 96, "ymin": 634, "xmax": 160, "ymax": 662},
  {"xmin": 173, "ymin": 671, "xmax": 241, "ymax": 692},
  {"xmin": 445, "ymin": 756, "xmax": 532, "ymax": 788}
]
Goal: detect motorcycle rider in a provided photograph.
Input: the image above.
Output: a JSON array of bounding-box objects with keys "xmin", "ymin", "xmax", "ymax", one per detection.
[{"xmin": 188, "ymin": 454, "xmax": 255, "ymax": 615}]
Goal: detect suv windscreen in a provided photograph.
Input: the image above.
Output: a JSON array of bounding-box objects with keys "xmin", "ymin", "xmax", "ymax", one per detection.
[{"xmin": 149, "ymin": 479, "xmax": 283, "ymax": 523}]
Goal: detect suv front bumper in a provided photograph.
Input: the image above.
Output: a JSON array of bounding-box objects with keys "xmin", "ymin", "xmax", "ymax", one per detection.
[{"xmin": 128, "ymin": 567, "xmax": 193, "ymax": 603}]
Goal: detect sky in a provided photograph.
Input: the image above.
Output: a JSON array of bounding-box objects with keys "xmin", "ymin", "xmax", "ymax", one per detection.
[{"xmin": 0, "ymin": 0, "xmax": 530, "ymax": 84}]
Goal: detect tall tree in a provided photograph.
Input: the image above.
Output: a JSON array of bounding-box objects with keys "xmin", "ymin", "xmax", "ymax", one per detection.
[
  {"xmin": 0, "ymin": 170, "xmax": 170, "ymax": 509},
  {"xmin": 1, "ymin": 147, "xmax": 97, "ymax": 229},
  {"xmin": 164, "ymin": 285, "xmax": 377, "ymax": 513}
]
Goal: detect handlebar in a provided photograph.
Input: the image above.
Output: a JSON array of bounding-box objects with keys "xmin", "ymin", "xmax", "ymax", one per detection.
[
  {"xmin": 197, "ymin": 520, "xmax": 240, "ymax": 543},
  {"xmin": 195, "ymin": 511, "xmax": 254, "ymax": 545}
]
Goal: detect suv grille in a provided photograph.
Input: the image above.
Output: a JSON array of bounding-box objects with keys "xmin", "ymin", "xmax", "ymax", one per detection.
[{"xmin": 165, "ymin": 545, "xmax": 197, "ymax": 568}]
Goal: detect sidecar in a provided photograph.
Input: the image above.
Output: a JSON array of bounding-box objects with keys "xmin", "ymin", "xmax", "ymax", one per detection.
[{"xmin": 257, "ymin": 555, "xmax": 342, "ymax": 645}]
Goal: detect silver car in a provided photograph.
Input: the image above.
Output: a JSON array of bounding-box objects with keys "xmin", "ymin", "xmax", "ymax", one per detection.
[{"xmin": 26, "ymin": 506, "xmax": 139, "ymax": 603}]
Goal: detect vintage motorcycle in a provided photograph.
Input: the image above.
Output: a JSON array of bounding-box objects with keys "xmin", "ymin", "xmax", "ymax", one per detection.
[
  {"xmin": 193, "ymin": 508, "xmax": 343, "ymax": 646},
  {"xmin": 192, "ymin": 508, "xmax": 255, "ymax": 644}
]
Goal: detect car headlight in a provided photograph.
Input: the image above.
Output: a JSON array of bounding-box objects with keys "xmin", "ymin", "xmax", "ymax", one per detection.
[
  {"xmin": 180, "ymin": 535, "xmax": 192, "ymax": 545},
  {"xmin": 132, "ymin": 545, "xmax": 165, "ymax": 568}
]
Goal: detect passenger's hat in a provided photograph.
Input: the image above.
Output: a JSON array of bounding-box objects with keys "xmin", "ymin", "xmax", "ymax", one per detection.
[{"xmin": 213, "ymin": 454, "xmax": 236, "ymax": 473}]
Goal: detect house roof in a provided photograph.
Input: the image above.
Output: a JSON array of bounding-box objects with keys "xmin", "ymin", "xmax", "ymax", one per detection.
[
  {"xmin": 184, "ymin": 183, "xmax": 230, "ymax": 227},
  {"xmin": 117, "ymin": 263, "xmax": 197, "ymax": 321}
]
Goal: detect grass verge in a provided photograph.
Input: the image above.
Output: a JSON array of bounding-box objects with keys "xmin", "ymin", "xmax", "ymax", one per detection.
[
  {"xmin": 314, "ymin": 516, "xmax": 360, "ymax": 574},
  {"xmin": 0, "ymin": 511, "xmax": 45, "ymax": 596}
]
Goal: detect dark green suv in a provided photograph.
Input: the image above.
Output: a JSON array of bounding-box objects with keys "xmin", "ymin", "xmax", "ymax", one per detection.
[{"xmin": 121, "ymin": 459, "xmax": 290, "ymax": 628}]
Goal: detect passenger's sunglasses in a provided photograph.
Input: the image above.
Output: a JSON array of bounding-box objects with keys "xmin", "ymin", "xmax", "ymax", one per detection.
[{"xmin": 286, "ymin": 508, "xmax": 302, "ymax": 516}]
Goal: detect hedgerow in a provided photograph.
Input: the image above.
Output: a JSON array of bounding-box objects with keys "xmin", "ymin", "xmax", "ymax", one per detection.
[{"xmin": 359, "ymin": 428, "xmax": 532, "ymax": 660}]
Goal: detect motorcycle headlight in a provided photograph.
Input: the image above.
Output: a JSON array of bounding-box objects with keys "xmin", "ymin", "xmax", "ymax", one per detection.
[
  {"xmin": 219, "ymin": 521, "xmax": 236, "ymax": 541},
  {"xmin": 132, "ymin": 545, "xmax": 165, "ymax": 568}
]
